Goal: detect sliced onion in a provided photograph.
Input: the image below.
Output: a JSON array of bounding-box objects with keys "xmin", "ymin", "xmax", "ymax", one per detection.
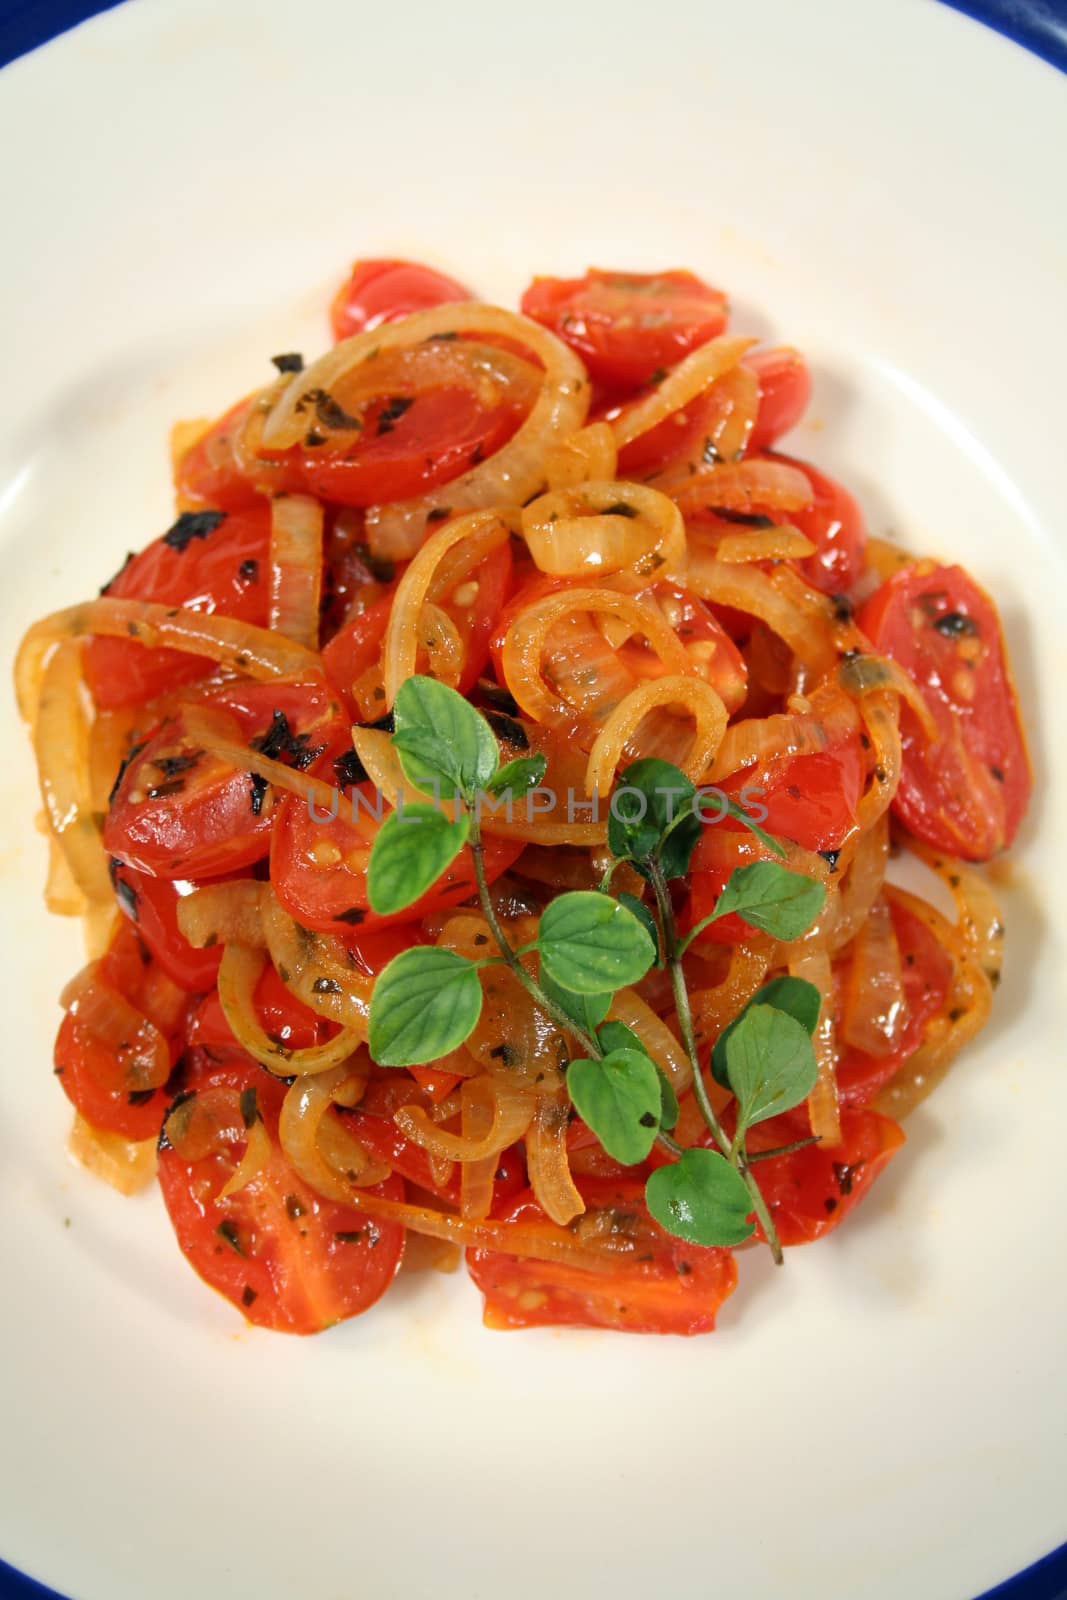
[
  {"xmin": 611, "ymin": 336, "xmax": 755, "ymax": 448},
  {"xmin": 16, "ymin": 600, "xmax": 320, "ymax": 723},
  {"xmin": 278, "ymin": 1065, "xmax": 389, "ymax": 1204},
  {"xmin": 261, "ymin": 305, "xmax": 589, "ymax": 561},
  {"xmin": 716, "ymin": 526, "xmax": 816, "ymax": 564},
  {"xmin": 830, "ymin": 811, "xmax": 890, "ymax": 953},
  {"xmin": 686, "ymin": 551, "xmax": 835, "ymax": 673},
  {"xmin": 217, "ymin": 944, "xmax": 364, "ymax": 1075},
  {"xmin": 584, "ymin": 675, "xmax": 727, "ymax": 796},
  {"xmin": 459, "ymin": 1078, "xmax": 499, "ymax": 1221},
  {"xmin": 269, "ymin": 493, "xmax": 323, "ymax": 649},
  {"xmin": 838, "ymin": 651, "xmax": 938, "ymax": 743},
  {"xmin": 788, "ymin": 945, "xmax": 841, "ymax": 1146},
  {"xmin": 544, "ymin": 421, "xmax": 618, "ymax": 489},
  {"xmin": 906, "ymin": 842, "xmax": 1005, "ymax": 987},
  {"xmin": 665, "ymin": 456, "xmax": 815, "ymax": 516},
  {"xmin": 521, "ymin": 481, "xmax": 685, "ymax": 588},
  {"xmin": 607, "ymin": 988, "xmax": 693, "ymax": 1095},
  {"xmin": 34, "ymin": 640, "xmax": 111, "ymax": 905},
  {"xmin": 705, "ymin": 683, "xmax": 859, "ymax": 784},
  {"xmin": 690, "ymin": 943, "xmax": 771, "ymax": 1055},
  {"xmin": 501, "ymin": 586, "xmax": 691, "ymax": 725},
  {"xmin": 68, "ymin": 1113, "xmax": 157, "ymax": 1195},
  {"xmin": 526, "ymin": 1094, "xmax": 585, "ymax": 1226},
  {"xmin": 216, "ymin": 1116, "xmax": 273, "ymax": 1201},
  {"xmin": 176, "ymin": 880, "xmax": 267, "ymax": 949},
  {"xmin": 395, "ymin": 1080, "xmax": 533, "ymax": 1162},
  {"xmin": 840, "ymin": 893, "xmax": 907, "ymax": 1056},
  {"xmin": 382, "ymin": 509, "xmax": 513, "ymax": 707},
  {"xmin": 260, "ymin": 891, "xmax": 374, "ymax": 1031}
]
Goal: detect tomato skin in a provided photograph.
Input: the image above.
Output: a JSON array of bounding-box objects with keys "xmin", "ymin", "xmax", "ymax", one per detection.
[
  {"xmin": 175, "ymin": 399, "xmax": 303, "ymax": 512},
  {"xmin": 271, "ymin": 746, "xmax": 525, "ymax": 936},
  {"xmin": 467, "ymin": 1179, "xmax": 737, "ymax": 1334},
  {"xmin": 770, "ymin": 453, "xmax": 866, "ymax": 594},
  {"xmin": 294, "ymin": 386, "xmax": 525, "ymax": 509},
  {"xmin": 109, "ymin": 861, "xmax": 223, "ymax": 991},
  {"xmin": 186, "ymin": 965, "xmax": 338, "ymax": 1062},
  {"xmin": 104, "ymin": 679, "xmax": 346, "ymax": 880},
  {"xmin": 745, "ymin": 348, "xmax": 812, "ymax": 454},
  {"xmin": 157, "ymin": 1056, "xmax": 405, "ymax": 1333},
  {"xmin": 521, "ymin": 269, "xmax": 728, "ymax": 390},
  {"xmin": 744, "ymin": 1106, "xmax": 905, "ymax": 1246},
  {"xmin": 330, "ymin": 258, "xmax": 471, "ymax": 342},
  {"xmin": 84, "ymin": 507, "xmax": 272, "ymax": 710},
  {"xmin": 858, "ymin": 563, "xmax": 1031, "ymax": 860},
  {"xmin": 322, "ymin": 592, "xmax": 395, "ymax": 712},
  {"xmin": 836, "ymin": 900, "xmax": 954, "ymax": 1107},
  {"xmin": 53, "ymin": 921, "xmax": 183, "ymax": 1140}
]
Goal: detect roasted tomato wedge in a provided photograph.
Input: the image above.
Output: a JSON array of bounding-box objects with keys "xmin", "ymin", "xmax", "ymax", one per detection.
[
  {"xmin": 745, "ymin": 348, "xmax": 813, "ymax": 454},
  {"xmin": 330, "ymin": 257, "xmax": 472, "ymax": 342},
  {"xmin": 104, "ymin": 678, "xmax": 346, "ymax": 879},
  {"xmin": 771, "ymin": 453, "xmax": 867, "ymax": 595},
  {"xmin": 175, "ymin": 398, "xmax": 303, "ymax": 512},
  {"xmin": 858, "ymin": 562, "xmax": 1031, "ymax": 858},
  {"xmin": 744, "ymin": 1106, "xmax": 905, "ymax": 1246},
  {"xmin": 270, "ymin": 742, "xmax": 525, "ymax": 935},
  {"xmin": 54, "ymin": 921, "xmax": 184, "ymax": 1140},
  {"xmin": 157, "ymin": 1055, "xmax": 405, "ymax": 1333},
  {"xmin": 84, "ymin": 507, "xmax": 272, "ymax": 709},
  {"xmin": 835, "ymin": 898, "xmax": 954, "ymax": 1107},
  {"xmin": 467, "ymin": 1178, "xmax": 737, "ymax": 1334},
  {"xmin": 521, "ymin": 268, "xmax": 728, "ymax": 391}
]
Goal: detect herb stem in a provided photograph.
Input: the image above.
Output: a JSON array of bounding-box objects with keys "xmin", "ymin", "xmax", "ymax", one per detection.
[
  {"xmin": 647, "ymin": 857, "xmax": 784, "ymax": 1266},
  {"xmin": 468, "ymin": 813, "xmax": 602, "ymax": 1059}
]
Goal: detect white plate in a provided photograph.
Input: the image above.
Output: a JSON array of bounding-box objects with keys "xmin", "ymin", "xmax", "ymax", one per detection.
[{"xmin": 1, "ymin": 3, "xmax": 1064, "ymax": 1597}]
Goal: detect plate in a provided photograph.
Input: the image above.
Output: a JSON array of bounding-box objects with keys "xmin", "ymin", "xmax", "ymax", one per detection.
[{"xmin": 1, "ymin": 3, "xmax": 1065, "ymax": 1598}]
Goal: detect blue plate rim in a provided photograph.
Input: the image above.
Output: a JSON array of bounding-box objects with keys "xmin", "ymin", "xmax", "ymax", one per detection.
[{"xmin": 0, "ymin": 0, "xmax": 1063, "ymax": 1597}]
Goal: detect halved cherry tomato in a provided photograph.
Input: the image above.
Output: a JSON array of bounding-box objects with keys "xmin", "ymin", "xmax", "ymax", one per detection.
[
  {"xmin": 743, "ymin": 1105, "xmax": 905, "ymax": 1246},
  {"xmin": 835, "ymin": 899, "xmax": 954, "ymax": 1106},
  {"xmin": 175, "ymin": 398, "xmax": 303, "ymax": 512},
  {"xmin": 615, "ymin": 347, "xmax": 811, "ymax": 477},
  {"xmin": 745, "ymin": 348, "xmax": 812, "ymax": 454},
  {"xmin": 467, "ymin": 1177, "xmax": 737, "ymax": 1333},
  {"xmin": 109, "ymin": 860, "xmax": 223, "ymax": 991},
  {"xmin": 84, "ymin": 507, "xmax": 272, "ymax": 710},
  {"xmin": 322, "ymin": 591, "xmax": 396, "ymax": 714},
  {"xmin": 342, "ymin": 1075, "xmax": 461, "ymax": 1204},
  {"xmin": 858, "ymin": 562, "xmax": 1031, "ymax": 859},
  {"xmin": 771, "ymin": 453, "xmax": 866, "ymax": 594},
  {"xmin": 104, "ymin": 679, "xmax": 346, "ymax": 879},
  {"xmin": 186, "ymin": 963, "xmax": 338, "ymax": 1062},
  {"xmin": 330, "ymin": 258, "xmax": 472, "ymax": 343},
  {"xmin": 442, "ymin": 538, "xmax": 515, "ymax": 693},
  {"xmin": 270, "ymin": 743, "xmax": 525, "ymax": 935},
  {"xmin": 682, "ymin": 726, "xmax": 868, "ymax": 945},
  {"xmin": 521, "ymin": 269, "xmax": 728, "ymax": 391},
  {"xmin": 294, "ymin": 386, "xmax": 526, "ymax": 508},
  {"xmin": 53, "ymin": 921, "xmax": 184, "ymax": 1140},
  {"xmin": 157, "ymin": 1054, "xmax": 405, "ymax": 1333}
]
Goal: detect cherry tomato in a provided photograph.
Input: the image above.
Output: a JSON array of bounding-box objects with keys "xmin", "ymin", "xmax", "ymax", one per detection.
[
  {"xmin": 53, "ymin": 921, "xmax": 183, "ymax": 1140},
  {"xmin": 836, "ymin": 899, "xmax": 954, "ymax": 1106},
  {"xmin": 342, "ymin": 1076, "xmax": 461, "ymax": 1204},
  {"xmin": 104, "ymin": 679, "xmax": 346, "ymax": 879},
  {"xmin": 467, "ymin": 1178, "xmax": 737, "ymax": 1333},
  {"xmin": 330, "ymin": 258, "xmax": 472, "ymax": 342},
  {"xmin": 109, "ymin": 860, "xmax": 223, "ymax": 991},
  {"xmin": 322, "ymin": 591, "xmax": 395, "ymax": 713},
  {"xmin": 770, "ymin": 453, "xmax": 866, "ymax": 594},
  {"xmin": 270, "ymin": 742, "xmax": 525, "ymax": 935},
  {"xmin": 441, "ymin": 538, "xmax": 515, "ymax": 693},
  {"xmin": 858, "ymin": 562, "xmax": 1031, "ymax": 858},
  {"xmin": 175, "ymin": 398, "xmax": 303, "ymax": 512},
  {"xmin": 745, "ymin": 348, "xmax": 812, "ymax": 453},
  {"xmin": 157, "ymin": 1055, "xmax": 405, "ymax": 1333},
  {"xmin": 682, "ymin": 728, "xmax": 867, "ymax": 945},
  {"xmin": 521, "ymin": 269, "xmax": 728, "ymax": 390},
  {"xmin": 294, "ymin": 386, "xmax": 525, "ymax": 509},
  {"xmin": 743, "ymin": 1106, "xmax": 905, "ymax": 1247},
  {"xmin": 84, "ymin": 507, "xmax": 272, "ymax": 709}
]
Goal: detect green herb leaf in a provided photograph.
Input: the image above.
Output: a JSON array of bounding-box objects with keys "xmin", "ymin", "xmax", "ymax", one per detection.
[
  {"xmin": 723, "ymin": 1003, "xmax": 818, "ymax": 1131},
  {"xmin": 645, "ymin": 1148, "xmax": 755, "ymax": 1246},
  {"xmin": 595, "ymin": 1021, "xmax": 679, "ymax": 1132},
  {"xmin": 367, "ymin": 805, "xmax": 469, "ymax": 915},
  {"xmin": 538, "ymin": 891, "xmax": 656, "ymax": 995},
  {"xmin": 538, "ymin": 968, "xmax": 611, "ymax": 1035},
  {"xmin": 369, "ymin": 946, "xmax": 482, "ymax": 1066},
  {"xmin": 392, "ymin": 675, "xmax": 499, "ymax": 801},
  {"xmin": 711, "ymin": 975, "xmax": 822, "ymax": 1088},
  {"xmin": 607, "ymin": 758, "xmax": 700, "ymax": 876},
  {"xmin": 567, "ymin": 1049, "xmax": 662, "ymax": 1164},
  {"xmin": 616, "ymin": 891, "xmax": 661, "ymax": 961},
  {"xmin": 486, "ymin": 753, "xmax": 547, "ymax": 799},
  {"xmin": 708, "ymin": 861, "xmax": 826, "ymax": 941}
]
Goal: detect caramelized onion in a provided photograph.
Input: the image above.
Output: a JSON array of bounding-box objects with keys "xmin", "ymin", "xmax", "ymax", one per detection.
[
  {"xmin": 521, "ymin": 481, "xmax": 685, "ymax": 588},
  {"xmin": 176, "ymin": 880, "xmax": 267, "ymax": 949},
  {"xmin": 526, "ymin": 1094, "xmax": 585, "ymax": 1225},
  {"xmin": 278, "ymin": 1066, "xmax": 389, "ymax": 1203},
  {"xmin": 33, "ymin": 640, "xmax": 111, "ymax": 906},
  {"xmin": 269, "ymin": 493, "xmax": 323, "ymax": 649},
  {"xmin": 584, "ymin": 674, "xmax": 727, "ymax": 796},
  {"xmin": 544, "ymin": 421, "xmax": 618, "ymax": 489},
  {"xmin": 217, "ymin": 944, "xmax": 364, "ymax": 1075},
  {"xmin": 395, "ymin": 1080, "xmax": 533, "ymax": 1162},
  {"xmin": 788, "ymin": 946, "xmax": 841, "ymax": 1146},
  {"xmin": 611, "ymin": 336, "xmax": 755, "ymax": 448},
  {"xmin": 840, "ymin": 893, "xmax": 906, "ymax": 1056},
  {"xmin": 68, "ymin": 1114, "xmax": 157, "ymax": 1195}
]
